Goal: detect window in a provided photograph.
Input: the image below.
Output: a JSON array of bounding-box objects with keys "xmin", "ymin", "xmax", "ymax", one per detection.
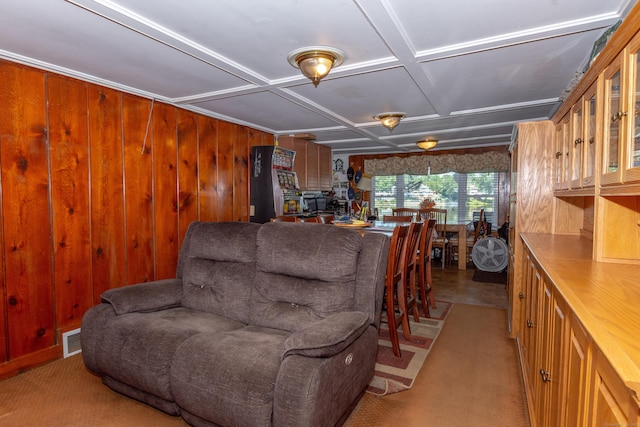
[{"xmin": 372, "ymin": 172, "xmax": 500, "ymax": 225}]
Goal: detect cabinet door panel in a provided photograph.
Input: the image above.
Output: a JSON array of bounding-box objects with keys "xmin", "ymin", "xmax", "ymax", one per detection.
[
  {"xmin": 565, "ymin": 317, "xmax": 591, "ymax": 427},
  {"xmin": 548, "ymin": 293, "xmax": 568, "ymax": 427},
  {"xmin": 590, "ymin": 351, "xmax": 636, "ymax": 427},
  {"xmin": 602, "ymin": 54, "xmax": 625, "ymax": 185},
  {"xmin": 624, "ymin": 32, "xmax": 640, "ymax": 182}
]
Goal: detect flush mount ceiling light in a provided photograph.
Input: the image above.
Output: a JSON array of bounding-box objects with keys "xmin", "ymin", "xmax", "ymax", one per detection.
[
  {"xmin": 373, "ymin": 112, "xmax": 406, "ymax": 132},
  {"xmin": 287, "ymin": 46, "xmax": 345, "ymax": 87},
  {"xmin": 416, "ymin": 137, "xmax": 438, "ymax": 150}
]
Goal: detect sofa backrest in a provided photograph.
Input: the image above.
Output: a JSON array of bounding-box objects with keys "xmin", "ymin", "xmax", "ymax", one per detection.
[
  {"xmin": 250, "ymin": 222, "xmax": 389, "ymax": 332},
  {"xmin": 178, "ymin": 221, "xmax": 261, "ymax": 324}
]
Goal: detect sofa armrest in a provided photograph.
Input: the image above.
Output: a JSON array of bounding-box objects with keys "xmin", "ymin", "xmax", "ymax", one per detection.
[
  {"xmin": 100, "ymin": 278, "xmax": 182, "ymax": 315},
  {"xmin": 282, "ymin": 311, "xmax": 369, "ymax": 359}
]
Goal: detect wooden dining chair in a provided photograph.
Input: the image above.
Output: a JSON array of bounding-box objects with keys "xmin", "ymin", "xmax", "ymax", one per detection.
[
  {"xmin": 318, "ymin": 214, "xmax": 335, "ymax": 224},
  {"xmin": 417, "ymin": 208, "xmax": 448, "ymax": 268},
  {"xmin": 384, "ymin": 224, "xmax": 410, "ymax": 357},
  {"xmin": 392, "ymin": 207, "xmax": 418, "ymax": 218},
  {"xmin": 296, "ymin": 216, "xmax": 321, "ymax": 223},
  {"xmin": 272, "ymin": 215, "xmax": 297, "ymax": 222},
  {"xmin": 403, "ymin": 222, "xmax": 423, "ymax": 323},
  {"xmin": 417, "ymin": 219, "xmax": 437, "ymax": 317},
  {"xmin": 383, "ymin": 215, "xmax": 412, "ymax": 222}
]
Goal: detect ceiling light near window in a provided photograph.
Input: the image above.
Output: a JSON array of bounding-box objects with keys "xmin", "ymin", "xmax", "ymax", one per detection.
[
  {"xmin": 416, "ymin": 138, "xmax": 438, "ymax": 150},
  {"xmin": 373, "ymin": 112, "xmax": 406, "ymax": 132},
  {"xmin": 287, "ymin": 46, "xmax": 345, "ymax": 87}
]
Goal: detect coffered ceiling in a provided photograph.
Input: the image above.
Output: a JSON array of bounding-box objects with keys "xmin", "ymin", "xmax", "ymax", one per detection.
[{"xmin": 0, "ymin": 0, "xmax": 634, "ymax": 155}]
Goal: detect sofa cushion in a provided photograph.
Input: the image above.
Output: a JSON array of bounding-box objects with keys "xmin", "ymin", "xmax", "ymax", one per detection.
[
  {"xmin": 95, "ymin": 307, "xmax": 244, "ymax": 402},
  {"xmin": 185, "ymin": 221, "xmax": 260, "ymax": 263},
  {"xmin": 250, "ymin": 222, "xmax": 362, "ymax": 332},
  {"xmin": 171, "ymin": 325, "xmax": 290, "ymax": 427},
  {"xmin": 181, "ymin": 222, "xmax": 260, "ymax": 323}
]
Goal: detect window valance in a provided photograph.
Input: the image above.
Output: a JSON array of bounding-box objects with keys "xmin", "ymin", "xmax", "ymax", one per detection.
[{"xmin": 363, "ymin": 151, "xmax": 509, "ymax": 176}]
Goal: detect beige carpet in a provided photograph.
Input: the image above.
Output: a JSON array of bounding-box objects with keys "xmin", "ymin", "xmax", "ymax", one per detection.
[
  {"xmin": 0, "ymin": 303, "xmax": 528, "ymax": 426},
  {"xmin": 368, "ymin": 300, "xmax": 452, "ymax": 395},
  {"xmin": 345, "ymin": 303, "xmax": 529, "ymax": 427}
]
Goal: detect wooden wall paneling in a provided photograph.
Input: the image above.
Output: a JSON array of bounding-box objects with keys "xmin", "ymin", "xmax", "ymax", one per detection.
[
  {"xmin": 265, "ymin": 132, "xmax": 275, "ymax": 146},
  {"xmin": 177, "ymin": 110, "xmax": 199, "ymax": 246},
  {"xmin": 293, "ymin": 139, "xmax": 307, "ymax": 189},
  {"xmin": 88, "ymin": 86, "xmax": 125, "ymax": 301},
  {"xmin": 601, "ymin": 196, "xmax": 640, "ymax": 261},
  {"xmin": 554, "ymin": 197, "xmax": 585, "ymax": 235},
  {"xmin": 122, "ymin": 94, "xmax": 154, "ymax": 284},
  {"xmin": 0, "ymin": 64, "xmax": 54, "ymax": 358},
  {"xmin": 152, "ymin": 102, "xmax": 179, "ymax": 280},
  {"xmin": 47, "ymin": 75, "xmax": 92, "ymax": 330},
  {"xmin": 216, "ymin": 121, "xmax": 235, "ymax": 221},
  {"xmin": 306, "ymin": 143, "xmax": 319, "ymax": 190},
  {"xmin": 198, "ymin": 116, "xmax": 218, "ymax": 222},
  {"xmin": 318, "ymin": 144, "xmax": 333, "ymax": 189},
  {"xmin": 234, "ymin": 126, "xmax": 250, "ymax": 221},
  {"xmin": 0, "ymin": 64, "xmax": 7, "ymax": 362}
]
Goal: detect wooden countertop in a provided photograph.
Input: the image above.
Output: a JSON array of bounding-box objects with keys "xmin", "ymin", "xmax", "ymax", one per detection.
[{"xmin": 520, "ymin": 233, "xmax": 640, "ymax": 398}]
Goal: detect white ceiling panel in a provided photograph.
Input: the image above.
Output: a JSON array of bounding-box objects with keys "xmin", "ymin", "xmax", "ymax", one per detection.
[{"xmin": 0, "ymin": 0, "xmax": 635, "ymax": 155}]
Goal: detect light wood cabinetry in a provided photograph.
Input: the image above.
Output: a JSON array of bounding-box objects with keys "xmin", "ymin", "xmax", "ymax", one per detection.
[
  {"xmin": 519, "ymin": 245, "xmax": 570, "ymax": 427},
  {"xmin": 277, "ymin": 136, "xmax": 332, "ymax": 191},
  {"xmin": 590, "ymin": 349, "xmax": 639, "ymax": 427},
  {"xmin": 508, "ymin": 121, "xmax": 554, "ymax": 339},
  {"xmin": 518, "ymin": 236, "xmax": 640, "ymax": 427},
  {"xmin": 582, "ymin": 83, "xmax": 599, "ymax": 188},
  {"xmin": 602, "ymin": 52, "xmax": 625, "ymax": 185},
  {"xmin": 564, "ymin": 315, "xmax": 592, "ymax": 427},
  {"xmin": 511, "ymin": 5, "xmax": 640, "ymax": 426}
]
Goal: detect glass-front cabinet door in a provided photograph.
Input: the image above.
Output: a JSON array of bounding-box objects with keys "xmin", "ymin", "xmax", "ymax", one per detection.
[
  {"xmin": 583, "ymin": 84, "xmax": 598, "ymax": 187},
  {"xmin": 602, "ymin": 54, "xmax": 625, "ymax": 185},
  {"xmin": 570, "ymin": 101, "xmax": 583, "ymax": 188},
  {"xmin": 624, "ymin": 34, "xmax": 640, "ymax": 182},
  {"xmin": 554, "ymin": 119, "xmax": 565, "ymax": 190}
]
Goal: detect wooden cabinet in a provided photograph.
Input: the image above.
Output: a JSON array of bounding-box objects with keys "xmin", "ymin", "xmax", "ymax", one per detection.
[
  {"xmin": 564, "ymin": 316, "xmax": 592, "ymax": 427},
  {"xmin": 554, "ymin": 114, "xmax": 571, "ymax": 190},
  {"xmin": 277, "ymin": 137, "xmax": 332, "ymax": 190},
  {"xmin": 570, "ymin": 102, "xmax": 584, "ymax": 189},
  {"xmin": 513, "ymin": 7, "xmax": 640, "ymax": 426},
  {"xmin": 508, "ymin": 121, "xmax": 554, "ymax": 339},
  {"xmin": 622, "ymin": 31, "xmax": 640, "ymax": 182},
  {"xmin": 602, "ymin": 53, "xmax": 625, "ymax": 185},
  {"xmin": 582, "ymin": 83, "xmax": 599, "ymax": 188},
  {"xmin": 589, "ymin": 350, "xmax": 639, "ymax": 426},
  {"xmin": 519, "ymin": 246, "xmax": 570, "ymax": 427},
  {"xmin": 517, "ymin": 237, "xmax": 640, "ymax": 427}
]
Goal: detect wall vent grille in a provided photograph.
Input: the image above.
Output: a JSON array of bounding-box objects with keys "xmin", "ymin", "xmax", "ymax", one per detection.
[{"xmin": 62, "ymin": 328, "xmax": 82, "ymax": 358}]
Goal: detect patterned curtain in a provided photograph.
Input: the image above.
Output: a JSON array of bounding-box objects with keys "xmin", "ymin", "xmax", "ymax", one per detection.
[{"xmin": 363, "ymin": 151, "xmax": 509, "ymax": 175}]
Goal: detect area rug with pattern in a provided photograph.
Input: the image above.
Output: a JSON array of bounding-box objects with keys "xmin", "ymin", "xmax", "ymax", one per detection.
[{"xmin": 367, "ymin": 300, "xmax": 452, "ymax": 396}]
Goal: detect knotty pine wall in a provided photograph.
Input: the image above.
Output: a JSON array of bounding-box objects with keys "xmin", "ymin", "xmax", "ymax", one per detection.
[{"xmin": 0, "ymin": 59, "xmax": 273, "ymax": 376}]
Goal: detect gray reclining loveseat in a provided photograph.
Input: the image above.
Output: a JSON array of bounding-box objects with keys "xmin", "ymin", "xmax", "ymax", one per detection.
[{"xmin": 81, "ymin": 221, "xmax": 389, "ymax": 426}]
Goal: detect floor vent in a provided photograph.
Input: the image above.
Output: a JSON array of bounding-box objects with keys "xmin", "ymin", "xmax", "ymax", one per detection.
[{"xmin": 62, "ymin": 328, "xmax": 82, "ymax": 358}]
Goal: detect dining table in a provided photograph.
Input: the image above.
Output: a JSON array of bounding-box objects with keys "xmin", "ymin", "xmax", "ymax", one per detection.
[{"xmin": 334, "ymin": 220, "xmax": 470, "ymax": 270}]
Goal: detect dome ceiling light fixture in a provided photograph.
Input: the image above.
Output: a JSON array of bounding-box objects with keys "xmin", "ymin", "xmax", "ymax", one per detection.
[
  {"xmin": 287, "ymin": 46, "xmax": 345, "ymax": 87},
  {"xmin": 416, "ymin": 137, "xmax": 438, "ymax": 150},
  {"xmin": 373, "ymin": 112, "xmax": 406, "ymax": 132}
]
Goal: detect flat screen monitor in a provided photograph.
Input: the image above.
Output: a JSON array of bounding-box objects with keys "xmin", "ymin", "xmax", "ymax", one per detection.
[{"xmin": 305, "ymin": 198, "xmax": 317, "ymax": 212}]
